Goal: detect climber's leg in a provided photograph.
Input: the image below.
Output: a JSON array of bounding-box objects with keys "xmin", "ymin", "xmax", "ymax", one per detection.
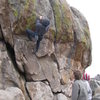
[{"xmin": 26, "ymin": 29, "xmax": 36, "ymax": 41}]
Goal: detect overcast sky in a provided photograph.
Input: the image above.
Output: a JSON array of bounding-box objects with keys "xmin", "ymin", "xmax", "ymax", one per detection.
[{"xmin": 66, "ymin": 0, "xmax": 100, "ymax": 78}]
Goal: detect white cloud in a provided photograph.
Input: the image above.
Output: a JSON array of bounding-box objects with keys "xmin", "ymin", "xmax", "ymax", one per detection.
[{"xmin": 67, "ymin": 0, "xmax": 100, "ymax": 77}]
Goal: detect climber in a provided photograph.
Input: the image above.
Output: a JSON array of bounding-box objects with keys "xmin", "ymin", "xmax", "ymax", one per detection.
[{"xmin": 26, "ymin": 16, "xmax": 50, "ymax": 53}]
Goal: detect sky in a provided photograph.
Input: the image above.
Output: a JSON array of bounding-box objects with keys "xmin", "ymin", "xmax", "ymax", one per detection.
[{"xmin": 66, "ymin": 0, "xmax": 100, "ymax": 78}]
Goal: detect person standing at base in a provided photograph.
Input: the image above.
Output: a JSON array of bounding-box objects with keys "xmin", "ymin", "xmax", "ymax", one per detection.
[{"xmin": 72, "ymin": 70, "xmax": 88, "ymax": 100}]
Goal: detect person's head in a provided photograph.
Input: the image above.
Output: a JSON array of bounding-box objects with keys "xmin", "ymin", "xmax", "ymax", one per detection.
[
  {"xmin": 83, "ymin": 73, "xmax": 90, "ymax": 81},
  {"xmin": 39, "ymin": 16, "xmax": 43, "ymax": 20},
  {"xmin": 73, "ymin": 70, "xmax": 82, "ymax": 80}
]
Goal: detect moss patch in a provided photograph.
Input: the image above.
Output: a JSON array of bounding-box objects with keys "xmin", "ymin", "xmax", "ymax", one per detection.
[
  {"xmin": 74, "ymin": 42, "xmax": 86, "ymax": 61},
  {"xmin": 14, "ymin": 13, "xmax": 36, "ymax": 34},
  {"xmin": 24, "ymin": 0, "xmax": 30, "ymax": 10},
  {"xmin": 84, "ymin": 27, "xmax": 90, "ymax": 36},
  {"xmin": 47, "ymin": 29, "xmax": 56, "ymax": 42},
  {"xmin": 53, "ymin": 1, "xmax": 62, "ymax": 33},
  {"xmin": 62, "ymin": 5, "xmax": 73, "ymax": 29},
  {"xmin": 26, "ymin": 14, "xmax": 36, "ymax": 29},
  {"xmin": 52, "ymin": 0, "xmax": 73, "ymax": 43},
  {"xmin": 12, "ymin": 8, "xmax": 18, "ymax": 17},
  {"xmin": 13, "ymin": 0, "xmax": 37, "ymax": 34}
]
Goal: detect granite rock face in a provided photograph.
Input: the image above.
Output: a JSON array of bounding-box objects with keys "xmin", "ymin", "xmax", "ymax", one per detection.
[
  {"xmin": 26, "ymin": 82, "xmax": 54, "ymax": 100},
  {"xmin": 0, "ymin": 0, "xmax": 92, "ymax": 99},
  {"xmin": 90, "ymin": 79, "xmax": 100, "ymax": 100},
  {"xmin": 0, "ymin": 87, "xmax": 25, "ymax": 100}
]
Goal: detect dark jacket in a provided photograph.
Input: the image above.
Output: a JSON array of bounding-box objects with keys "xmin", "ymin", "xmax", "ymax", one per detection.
[{"xmin": 35, "ymin": 18, "xmax": 50, "ymax": 38}]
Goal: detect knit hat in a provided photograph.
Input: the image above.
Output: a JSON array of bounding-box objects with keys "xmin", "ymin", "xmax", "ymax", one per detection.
[{"xmin": 83, "ymin": 73, "xmax": 90, "ymax": 81}]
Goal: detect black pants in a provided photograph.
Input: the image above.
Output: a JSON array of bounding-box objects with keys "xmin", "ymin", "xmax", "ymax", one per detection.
[
  {"xmin": 26, "ymin": 29, "xmax": 37, "ymax": 40},
  {"xmin": 35, "ymin": 36, "xmax": 42, "ymax": 52},
  {"xmin": 26, "ymin": 29, "xmax": 43, "ymax": 52}
]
